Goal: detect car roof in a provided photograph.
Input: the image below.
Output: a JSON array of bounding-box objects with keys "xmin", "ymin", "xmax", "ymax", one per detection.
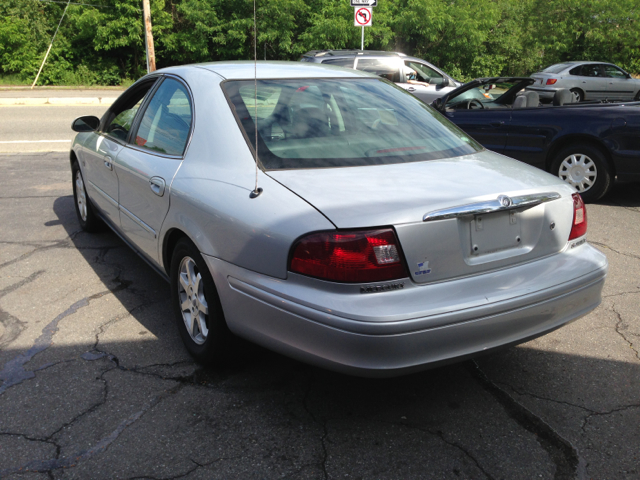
[
  {"xmin": 157, "ymin": 61, "xmax": 374, "ymax": 80},
  {"xmin": 303, "ymin": 50, "xmax": 407, "ymax": 58}
]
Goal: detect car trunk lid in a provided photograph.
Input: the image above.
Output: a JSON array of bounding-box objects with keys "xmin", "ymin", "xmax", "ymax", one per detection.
[{"xmin": 268, "ymin": 150, "xmax": 576, "ymax": 284}]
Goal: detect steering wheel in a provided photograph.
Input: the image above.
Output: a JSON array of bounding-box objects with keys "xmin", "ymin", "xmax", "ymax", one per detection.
[{"xmin": 465, "ymin": 99, "xmax": 485, "ymax": 110}]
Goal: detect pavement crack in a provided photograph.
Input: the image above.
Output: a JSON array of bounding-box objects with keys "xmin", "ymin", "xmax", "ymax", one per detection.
[
  {"xmin": 0, "ymin": 383, "xmax": 184, "ymax": 477},
  {"xmin": 493, "ymin": 381, "xmax": 597, "ymax": 414},
  {"xmin": 610, "ymin": 303, "xmax": 640, "ymax": 362},
  {"xmin": 0, "ymin": 232, "xmax": 81, "ymax": 271},
  {"xmin": 590, "ymin": 241, "xmax": 640, "ymax": 262},
  {"xmin": 0, "ymin": 290, "xmax": 110, "ymax": 396},
  {"xmin": 467, "ymin": 361, "xmax": 585, "ymax": 480},
  {"xmin": 302, "ymin": 374, "xmax": 329, "ymax": 480}
]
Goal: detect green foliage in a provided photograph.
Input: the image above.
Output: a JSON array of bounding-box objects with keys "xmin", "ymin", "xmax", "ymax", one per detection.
[{"xmin": 0, "ymin": 0, "xmax": 638, "ymax": 85}]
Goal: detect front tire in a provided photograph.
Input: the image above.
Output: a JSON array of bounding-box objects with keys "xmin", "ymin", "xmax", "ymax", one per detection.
[
  {"xmin": 170, "ymin": 238, "xmax": 231, "ymax": 364},
  {"xmin": 550, "ymin": 144, "xmax": 611, "ymax": 202},
  {"xmin": 72, "ymin": 161, "xmax": 103, "ymax": 232}
]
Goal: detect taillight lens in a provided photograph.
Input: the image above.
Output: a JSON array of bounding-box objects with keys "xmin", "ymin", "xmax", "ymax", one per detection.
[
  {"xmin": 546, "ymin": 78, "xmax": 558, "ymax": 85},
  {"xmin": 290, "ymin": 229, "xmax": 408, "ymax": 283},
  {"xmin": 568, "ymin": 193, "xmax": 587, "ymax": 240}
]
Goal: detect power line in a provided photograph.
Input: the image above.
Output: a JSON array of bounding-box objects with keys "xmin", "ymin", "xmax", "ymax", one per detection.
[{"xmin": 37, "ymin": 0, "xmax": 111, "ymax": 8}]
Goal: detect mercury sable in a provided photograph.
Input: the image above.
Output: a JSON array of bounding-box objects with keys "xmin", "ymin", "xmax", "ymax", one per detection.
[{"xmin": 70, "ymin": 62, "xmax": 607, "ymax": 377}]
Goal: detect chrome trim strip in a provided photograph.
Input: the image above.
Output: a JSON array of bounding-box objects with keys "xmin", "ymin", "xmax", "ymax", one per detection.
[
  {"xmin": 87, "ymin": 181, "xmax": 118, "ymax": 208},
  {"xmin": 119, "ymin": 205, "xmax": 157, "ymax": 238},
  {"xmin": 423, "ymin": 192, "xmax": 561, "ymax": 222}
]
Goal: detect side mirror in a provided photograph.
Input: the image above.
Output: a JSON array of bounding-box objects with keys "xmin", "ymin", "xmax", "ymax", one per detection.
[
  {"xmin": 431, "ymin": 98, "xmax": 443, "ymax": 110},
  {"xmin": 71, "ymin": 115, "xmax": 100, "ymax": 132}
]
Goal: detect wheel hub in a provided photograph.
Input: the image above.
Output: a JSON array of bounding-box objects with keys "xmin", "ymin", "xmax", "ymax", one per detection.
[
  {"xmin": 75, "ymin": 171, "xmax": 88, "ymax": 222},
  {"xmin": 178, "ymin": 256, "xmax": 209, "ymax": 345},
  {"xmin": 558, "ymin": 154, "xmax": 597, "ymax": 192}
]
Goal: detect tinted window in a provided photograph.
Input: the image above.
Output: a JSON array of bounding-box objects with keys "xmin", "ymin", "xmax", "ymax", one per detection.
[
  {"xmin": 541, "ymin": 63, "xmax": 572, "ymax": 74},
  {"xmin": 224, "ymin": 78, "xmax": 482, "ymax": 170},
  {"xmin": 355, "ymin": 58, "xmax": 401, "ymax": 83},
  {"xmin": 104, "ymin": 81, "xmax": 156, "ymax": 142},
  {"xmin": 603, "ymin": 65, "xmax": 627, "ymax": 78},
  {"xmin": 321, "ymin": 58, "xmax": 355, "ymax": 68},
  {"xmin": 582, "ymin": 64, "xmax": 602, "ymax": 77},
  {"xmin": 569, "ymin": 66, "xmax": 583, "ymax": 76},
  {"xmin": 134, "ymin": 78, "xmax": 192, "ymax": 156}
]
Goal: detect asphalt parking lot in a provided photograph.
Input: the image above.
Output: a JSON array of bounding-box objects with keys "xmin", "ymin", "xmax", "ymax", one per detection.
[{"xmin": 0, "ymin": 104, "xmax": 639, "ymax": 479}]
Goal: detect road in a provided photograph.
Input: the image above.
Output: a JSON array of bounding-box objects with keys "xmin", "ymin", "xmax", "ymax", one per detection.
[
  {"xmin": 0, "ymin": 104, "xmax": 638, "ymax": 479},
  {"xmin": 0, "ymin": 105, "xmax": 108, "ymax": 153}
]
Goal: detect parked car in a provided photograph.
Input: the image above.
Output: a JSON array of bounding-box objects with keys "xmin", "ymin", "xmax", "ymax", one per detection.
[
  {"xmin": 301, "ymin": 49, "xmax": 462, "ymax": 104},
  {"xmin": 432, "ymin": 77, "xmax": 640, "ymax": 202},
  {"xmin": 526, "ymin": 61, "xmax": 640, "ymax": 103},
  {"xmin": 70, "ymin": 62, "xmax": 607, "ymax": 377}
]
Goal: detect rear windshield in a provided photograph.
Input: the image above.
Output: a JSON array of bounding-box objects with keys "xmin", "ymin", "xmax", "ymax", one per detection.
[
  {"xmin": 540, "ymin": 63, "xmax": 572, "ymax": 74},
  {"xmin": 223, "ymin": 78, "xmax": 482, "ymax": 170}
]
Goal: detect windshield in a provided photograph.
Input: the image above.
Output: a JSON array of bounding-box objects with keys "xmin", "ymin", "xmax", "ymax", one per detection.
[
  {"xmin": 445, "ymin": 82, "xmax": 516, "ymax": 108},
  {"xmin": 223, "ymin": 78, "xmax": 482, "ymax": 170},
  {"xmin": 540, "ymin": 63, "xmax": 572, "ymax": 74}
]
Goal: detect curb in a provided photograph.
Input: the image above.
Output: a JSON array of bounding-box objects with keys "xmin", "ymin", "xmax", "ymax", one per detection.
[{"xmin": 0, "ymin": 97, "xmax": 117, "ymax": 106}]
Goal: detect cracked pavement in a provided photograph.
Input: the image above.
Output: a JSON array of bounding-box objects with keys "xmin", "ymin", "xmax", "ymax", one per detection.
[{"xmin": 0, "ymin": 152, "xmax": 638, "ymax": 479}]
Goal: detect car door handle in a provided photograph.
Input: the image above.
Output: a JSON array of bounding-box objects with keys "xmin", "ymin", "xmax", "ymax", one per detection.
[
  {"xmin": 103, "ymin": 157, "xmax": 113, "ymax": 170},
  {"xmin": 490, "ymin": 121, "xmax": 505, "ymax": 127},
  {"xmin": 149, "ymin": 176, "xmax": 166, "ymax": 197},
  {"xmin": 407, "ymin": 86, "xmax": 416, "ymax": 92}
]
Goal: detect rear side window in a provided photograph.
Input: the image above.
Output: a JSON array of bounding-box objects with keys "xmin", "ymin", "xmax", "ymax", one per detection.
[
  {"xmin": 355, "ymin": 58, "xmax": 401, "ymax": 82},
  {"xmin": 134, "ymin": 78, "xmax": 192, "ymax": 156},
  {"xmin": 223, "ymin": 78, "xmax": 482, "ymax": 170},
  {"xmin": 569, "ymin": 66, "xmax": 583, "ymax": 76},
  {"xmin": 321, "ymin": 58, "xmax": 355, "ymax": 68},
  {"xmin": 582, "ymin": 64, "xmax": 603, "ymax": 77}
]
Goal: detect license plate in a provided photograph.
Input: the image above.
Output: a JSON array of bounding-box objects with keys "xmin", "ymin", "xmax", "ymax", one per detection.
[{"xmin": 470, "ymin": 210, "xmax": 522, "ymax": 255}]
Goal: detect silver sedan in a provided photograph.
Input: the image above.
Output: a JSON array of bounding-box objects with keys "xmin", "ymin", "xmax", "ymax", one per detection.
[
  {"xmin": 527, "ymin": 61, "xmax": 640, "ymax": 103},
  {"xmin": 70, "ymin": 62, "xmax": 607, "ymax": 377}
]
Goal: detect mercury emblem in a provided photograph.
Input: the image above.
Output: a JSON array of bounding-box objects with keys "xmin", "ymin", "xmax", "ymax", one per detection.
[{"xmin": 498, "ymin": 195, "xmax": 512, "ymax": 207}]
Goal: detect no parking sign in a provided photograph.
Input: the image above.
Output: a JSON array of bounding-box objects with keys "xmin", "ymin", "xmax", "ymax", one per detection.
[{"xmin": 354, "ymin": 7, "xmax": 372, "ymax": 27}]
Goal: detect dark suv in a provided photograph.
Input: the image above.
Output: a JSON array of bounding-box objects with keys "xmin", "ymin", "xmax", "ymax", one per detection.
[{"xmin": 301, "ymin": 50, "xmax": 461, "ymax": 103}]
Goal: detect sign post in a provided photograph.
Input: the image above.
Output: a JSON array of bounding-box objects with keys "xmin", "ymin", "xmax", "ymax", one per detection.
[{"xmin": 353, "ymin": 6, "xmax": 373, "ymax": 50}]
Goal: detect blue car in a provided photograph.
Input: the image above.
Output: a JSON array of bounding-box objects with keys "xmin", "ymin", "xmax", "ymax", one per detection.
[{"xmin": 433, "ymin": 77, "xmax": 640, "ymax": 202}]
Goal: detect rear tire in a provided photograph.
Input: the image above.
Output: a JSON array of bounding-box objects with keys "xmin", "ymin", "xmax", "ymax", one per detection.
[
  {"xmin": 170, "ymin": 238, "xmax": 231, "ymax": 364},
  {"xmin": 570, "ymin": 88, "xmax": 583, "ymax": 103},
  {"xmin": 71, "ymin": 161, "xmax": 103, "ymax": 232},
  {"xmin": 550, "ymin": 144, "xmax": 612, "ymax": 203}
]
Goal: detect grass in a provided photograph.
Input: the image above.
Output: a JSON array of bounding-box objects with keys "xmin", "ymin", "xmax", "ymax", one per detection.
[{"xmin": 0, "ymin": 74, "xmax": 30, "ymax": 86}]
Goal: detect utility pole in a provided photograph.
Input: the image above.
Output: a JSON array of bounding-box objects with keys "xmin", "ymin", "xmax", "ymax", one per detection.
[{"xmin": 142, "ymin": 0, "xmax": 156, "ymax": 72}]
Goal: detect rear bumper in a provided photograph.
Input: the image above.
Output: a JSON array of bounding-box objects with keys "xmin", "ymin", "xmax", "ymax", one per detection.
[{"xmin": 204, "ymin": 244, "xmax": 607, "ymax": 377}]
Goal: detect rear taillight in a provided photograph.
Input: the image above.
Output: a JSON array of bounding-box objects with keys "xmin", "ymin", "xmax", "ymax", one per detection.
[
  {"xmin": 290, "ymin": 229, "xmax": 408, "ymax": 283},
  {"xmin": 546, "ymin": 79, "xmax": 558, "ymax": 85},
  {"xmin": 568, "ymin": 193, "xmax": 587, "ymax": 240}
]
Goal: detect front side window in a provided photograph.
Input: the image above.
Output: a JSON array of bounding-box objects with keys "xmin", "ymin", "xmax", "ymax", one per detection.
[
  {"xmin": 224, "ymin": 78, "xmax": 482, "ymax": 170},
  {"xmin": 355, "ymin": 58, "xmax": 401, "ymax": 83},
  {"xmin": 603, "ymin": 65, "xmax": 627, "ymax": 78},
  {"xmin": 104, "ymin": 81, "xmax": 156, "ymax": 142},
  {"xmin": 406, "ymin": 61, "xmax": 443, "ymax": 84},
  {"xmin": 133, "ymin": 78, "xmax": 193, "ymax": 156}
]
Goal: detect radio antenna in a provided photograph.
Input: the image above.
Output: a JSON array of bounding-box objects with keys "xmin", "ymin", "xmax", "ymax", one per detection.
[{"xmin": 250, "ymin": 0, "xmax": 263, "ymax": 198}]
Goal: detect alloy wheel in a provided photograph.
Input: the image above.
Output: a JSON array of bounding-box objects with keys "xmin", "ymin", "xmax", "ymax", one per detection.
[
  {"xmin": 558, "ymin": 154, "xmax": 597, "ymax": 193},
  {"xmin": 75, "ymin": 170, "xmax": 88, "ymax": 222},
  {"xmin": 177, "ymin": 256, "xmax": 209, "ymax": 345}
]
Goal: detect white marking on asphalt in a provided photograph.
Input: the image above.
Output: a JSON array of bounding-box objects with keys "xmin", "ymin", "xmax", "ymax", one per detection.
[{"xmin": 0, "ymin": 139, "xmax": 71, "ymax": 144}]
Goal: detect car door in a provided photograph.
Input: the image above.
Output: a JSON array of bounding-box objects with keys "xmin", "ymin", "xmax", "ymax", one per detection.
[
  {"xmin": 444, "ymin": 108, "xmax": 512, "ymax": 154},
  {"xmin": 603, "ymin": 64, "xmax": 634, "ymax": 101},
  {"xmin": 398, "ymin": 61, "xmax": 453, "ymax": 103},
  {"xmin": 580, "ymin": 64, "xmax": 609, "ymax": 100},
  {"xmin": 82, "ymin": 80, "xmax": 158, "ymax": 224},
  {"xmin": 114, "ymin": 76, "xmax": 194, "ymax": 265}
]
